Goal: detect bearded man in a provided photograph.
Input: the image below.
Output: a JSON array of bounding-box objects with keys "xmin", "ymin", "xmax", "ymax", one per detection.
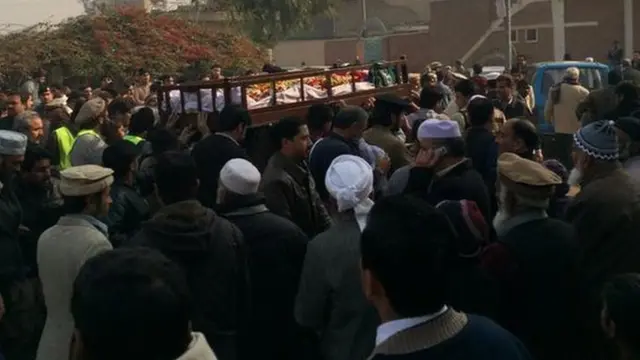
[{"xmin": 566, "ymin": 119, "xmax": 640, "ymax": 360}]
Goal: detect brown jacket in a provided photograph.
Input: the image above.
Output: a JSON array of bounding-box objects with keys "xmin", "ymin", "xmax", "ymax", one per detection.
[
  {"xmin": 565, "ymin": 166, "xmax": 640, "ymax": 358},
  {"xmin": 261, "ymin": 152, "xmax": 331, "ymax": 238},
  {"xmin": 363, "ymin": 126, "xmax": 411, "ymax": 175},
  {"xmin": 544, "ymin": 83, "xmax": 589, "ymax": 134}
]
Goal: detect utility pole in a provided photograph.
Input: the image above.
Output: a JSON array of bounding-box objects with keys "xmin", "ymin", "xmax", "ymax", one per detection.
[
  {"xmin": 551, "ymin": 0, "xmax": 565, "ymax": 61},
  {"xmin": 506, "ymin": 0, "xmax": 513, "ymax": 70},
  {"xmin": 361, "ymin": 0, "xmax": 368, "ymax": 38}
]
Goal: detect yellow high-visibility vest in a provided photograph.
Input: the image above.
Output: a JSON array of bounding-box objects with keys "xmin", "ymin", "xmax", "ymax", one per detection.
[
  {"xmin": 123, "ymin": 134, "xmax": 144, "ymax": 145},
  {"xmin": 54, "ymin": 126, "xmax": 76, "ymax": 170}
]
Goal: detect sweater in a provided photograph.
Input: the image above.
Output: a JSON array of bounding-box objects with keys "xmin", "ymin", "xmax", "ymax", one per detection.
[{"xmin": 370, "ymin": 312, "xmax": 531, "ymax": 360}]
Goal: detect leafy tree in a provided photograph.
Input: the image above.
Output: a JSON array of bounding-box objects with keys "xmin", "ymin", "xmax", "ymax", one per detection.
[
  {"xmin": 196, "ymin": 0, "xmax": 339, "ymax": 45},
  {"xmin": 0, "ymin": 7, "xmax": 266, "ymax": 87}
]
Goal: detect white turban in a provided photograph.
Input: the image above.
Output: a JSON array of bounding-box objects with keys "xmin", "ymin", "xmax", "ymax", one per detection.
[{"xmin": 325, "ymin": 155, "xmax": 375, "ymax": 231}]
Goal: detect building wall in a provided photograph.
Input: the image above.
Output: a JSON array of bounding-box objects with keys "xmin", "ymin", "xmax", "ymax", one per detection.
[
  {"xmin": 427, "ymin": 0, "xmax": 627, "ymax": 66},
  {"xmin": 273, "ymin": 40, "xmax": 327, "ymax": 67}
]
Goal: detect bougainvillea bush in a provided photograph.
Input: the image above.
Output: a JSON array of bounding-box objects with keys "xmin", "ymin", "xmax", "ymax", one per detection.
[{"xmin": 0, "ymin": 6, "xmax": 266, "ymax": 87}]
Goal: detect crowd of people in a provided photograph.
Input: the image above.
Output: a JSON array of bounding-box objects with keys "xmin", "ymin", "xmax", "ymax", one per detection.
[{"xmin": 0, "ymin": 56, "xmax": 639, "ymax": 360}]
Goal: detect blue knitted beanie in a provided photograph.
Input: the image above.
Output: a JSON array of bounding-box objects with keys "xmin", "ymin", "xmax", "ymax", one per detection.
[{"xmin": 573, "ymin": 120, "xmax": 619, "ymax": 161}]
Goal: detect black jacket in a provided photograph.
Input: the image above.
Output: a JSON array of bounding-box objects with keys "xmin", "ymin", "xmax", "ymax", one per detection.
[
  {"xmin": 403, "ymin": 160, "xmax": 491, "ymax": 224},
  {"xmin": 129, "ymin": 200, "xmax": 250, "ymax": 360},
  {"xmin": 308, "ymin": 133, "xmax": 360, "ymax": 201},
  {"xmin": 0, "ymin": 177, "xmax": 23, "ymax": 296},
  {"xmin": 192, "ymin": 133, "xmax": 249, "ymax": 208},
  {"xmin": 219, "ymin": 194, "xmax": 309, "ymax": 360},
  {"xmin": 465, "ymin": 127, "xmax": 499, "ymax": 215},
  {"xmin": 106, "ymin": 180, "xmax": 150, "ymax": 247}
]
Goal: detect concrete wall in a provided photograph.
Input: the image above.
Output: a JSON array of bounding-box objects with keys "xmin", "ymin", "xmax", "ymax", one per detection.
[{"xmin": 273, "ymin": 40, "xmax": 327, "ymax": 67}]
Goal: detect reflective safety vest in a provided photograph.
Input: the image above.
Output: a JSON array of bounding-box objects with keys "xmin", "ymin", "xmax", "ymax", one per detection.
[
  {"xmin": 123, "ymin": 134, "xmax": 144, "ymax": 145},
  {"xmin": 54, "ymin": 126, "xmax": 76, "ymax": 170}
]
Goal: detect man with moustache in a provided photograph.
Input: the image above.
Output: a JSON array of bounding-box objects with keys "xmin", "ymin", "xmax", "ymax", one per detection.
[
  {"xmin": 565, "ymin": 119, "xmax": 640, "ymax": 360},
  {"xmin": 481, "ymin": 152, "xmax": 577, "ymax": 360}
]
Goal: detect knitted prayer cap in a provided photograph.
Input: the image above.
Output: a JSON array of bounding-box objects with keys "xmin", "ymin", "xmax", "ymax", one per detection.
[
  {"xmin": 573, "ymin": 120, "xmax": 619, "ymax": 161},
  {"xmin": 435, "ymin": 199, "xmax": 488, "ymax": 257}
]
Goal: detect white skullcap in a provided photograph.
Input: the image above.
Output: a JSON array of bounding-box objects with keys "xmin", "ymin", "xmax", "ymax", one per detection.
[
  {"xmin": 325, "ymin": 155, "xmax": 375, "ymax": 230},
  {"xmin": 417, "ymin": 119, "xmax": 462, "ymax": 140},
  {"xmin": 219, "ymin": 158, "xmax": 261, "ymax": 195}
]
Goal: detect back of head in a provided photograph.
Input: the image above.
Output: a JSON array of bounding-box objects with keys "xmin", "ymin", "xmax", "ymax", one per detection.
[
  {"xmin": 565, "ymin": 67, "xmax": 580, "ymax": 81},
  {"xmin": 467, "ymin": 96, "xmax": 494, "ymax": 127},
  {"xmin": 148, "ymin": 128, "xmax": 179, "ymax": 155},
  {"xmin": 419, "ymin": 86, "xmax": 443, "ymax": 109},
  {"xmin": 510, "ymin": 118, "xmax": 540, "ymax": 157},
  {"xmin": 361, "ymin": 195, "xmax": 454, "ymax": 317},
  {"xmin": 71, "ymin": 248, "xmax": 192, "ymax": 360},
  {"xmin": 306, "ymin": 104, "xmax": 334, "ymax": 132},
  {"xmin": 107, "ymin": 97, "xmax": 136, "ymax": 117},
  {"xmin": 217, "ymin": 104, "xmax": 251, "ymax": 132},
  {"xmin": 616, "ymin": 81, "xmax": 640, "ymax": 101},
  {"xmin": 453, "ymin": 79, "xmax": 476, "ymax": 99},
  {"xmin": 102, "ymin": 139, "xmax": 140, "ymax": 178},
  {"xmin": 155, "ymin": 151, "xmax": 198, "ymax": 204},
  {"xmin": 472, "ymin": 63, "xmax": 483, "ymax": 75},
  {"xmin": 75, "ymin": 98, "xmax": 107, "ymax": 130},
  {"xmin": 333, "ymin": 106, "xmax": 368, "ymax": 131},
  {"xmin": 129, "ymin": 107, "xmax": 155, "ymax": 135},
  {"xmin": 609, "ymin": 69, "xmax": 623, "ymax": 87}
]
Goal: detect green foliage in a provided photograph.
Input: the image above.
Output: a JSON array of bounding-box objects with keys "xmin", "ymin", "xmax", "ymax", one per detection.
[{"xmin": 0, "ymin": 7, "xmax": 266, "ymax": 87}]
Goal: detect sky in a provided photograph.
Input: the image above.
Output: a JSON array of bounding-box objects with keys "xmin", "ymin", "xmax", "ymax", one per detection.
[{"xmin": 0, "ymin": 0, "xmax": 85, "ymax": 30}]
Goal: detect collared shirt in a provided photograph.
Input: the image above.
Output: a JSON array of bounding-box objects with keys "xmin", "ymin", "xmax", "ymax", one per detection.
[
  {"xmin": 66, "ymin": 213, "xmax": 109, "ymax": 237},
  {"xmin": 214, "ymin": 132, "xmax": 239, "ymax": 146},
  {"xmin": 375, "ymin": 306, "xmax": 449, "ymax": 346}
]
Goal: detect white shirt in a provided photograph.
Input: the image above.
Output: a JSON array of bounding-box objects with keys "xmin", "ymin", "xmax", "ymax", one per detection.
[{"xmin": 375, "ymin": 306, "xmax": 449, "ymax": 345}]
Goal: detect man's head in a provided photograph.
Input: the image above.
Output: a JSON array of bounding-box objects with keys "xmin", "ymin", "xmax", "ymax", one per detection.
[
  {"xmin": 306, "ymin": 104, "xmax": 334, "ymax": 138},
  {"xmin": 60, "ymin": 165, "xmax": 114, "ymax": 217},
  {"xmin": 601, "ymin": 273, "xmax": 640, "ymax": 357},
  {"xmin": 472, "ymin": 63, "xmax": 483, "ymax": 76},
  {"xmin": 608, "ymin": 69, "xmax": 623, "ymax": 87},
  {"xmin": 615, "ymin": 81, "xmax": 640, "ymax": 104},
  {"xmin": 570, "ymin": 120, "xmax": 620, "ymax": 186},
  {"xmin": 39, "ymin": 86, "xmax": 54, "ymax": 104},
  {"xmin": 493, "ymin": 152, "xmax": 561, "ymax": 232},
  {"xmin": 83, "ymin": 86, "xmax": 93, "ymax": 100},
  {"xmin": 107, "ymin": 97, "xmax": 136, "ymax": 129},
  {"xmin": 510, "ymin": 68, "xmax": 524, "ymax": 82},
  {"xmin": 564, "ymin": 67, "xmax": 580, "ymax": 82},
  {"xmin": 0, "ymin": 130, "xmax": 27, "ymax": 179},
  {"xmin": 496, "ymin": 118, "xmax": 539, "ymax": 160},
  {"xmin": 21, "ymin": 144, "xmax": 52, "ymax": 187},
  {"xmin": 516, "ymin": 54, "xmax": 526, "ymax": 65},
  {"xmin": 137, "ymin": 68, "xmax": 151, "ymax": 84},
  {"xmin": 75, "ymin": 98, "xmax": 108, "ymax": 131},
  {"xmin": 332, "ymin": 106, "xmax": 369, "ymax": 140},
  {"xmin": 633, "ymin": 51, "xmax": 640, "ymax": 61},
  {"xmin": 615, "ymin": 117, "xmax": 640, "ymax": 161},
  {"xmin": 421, "ymin": 72, "xmax": 437, "ymax": 88},
  {"xmin": 371, "ymin": 94, "xmax": 411, "ymax": 129},
  {"xmin": 419, "ymin": 86, "xmax": 444, "ymax": 111},
  {"xmin": 71, "ymin": 248, "xmax": 192, "ymax": 360},
  {"xmin": 467, "ymin": 96, "xmax": 494, "ymax": 128},
  {"xmin": 361, "ymin": 195, "xmax": 455, "ymax": 319},
  {"xmin": 6, "ymin": 91, "xmax": 31, "ymax": 117},
  {"xmin": 417, "ymin": 119, "xmax": 465, "ymax": 170},
  {"xmin": 217, "ymin": 104, "xmax": 252, "ymax": 141},
  {"xmin": 217, "ymin": 158, "xmax": 260, "ymax": 205},
  {"xmin": 50, "ymin": 84, "xmax": 64, "ymax": 99},
  {"xmin": 129, "ymin": 107, "xmax": 155, "ymax": 136},
  {"xmin": 453, "ymin": 79, "xmax": 476, "ymax": 110},
  {"xmin": 211, "ymin": 64, "xmax": 222, "ymax": 80},
  {"xmin": 13, "ymin": 111, "xmax": 44, "ymax": 144},
  {"xmin": 271, "ymin": 116, "xmax": 311, "ymax": 161},
  {"xmin": 102, "ymin": 140, "xmax": 141, "ymax": 182},
  {"xmin": 325, "ymin": 155, "xmax": 374, "ymax": 213},
  {"xmin": 496, "ymin": 74, "xmax": 515, "ymax": 101},
  {"xmin": 154, "ymin": 151, "xmax": 198, "ymax": 205}
]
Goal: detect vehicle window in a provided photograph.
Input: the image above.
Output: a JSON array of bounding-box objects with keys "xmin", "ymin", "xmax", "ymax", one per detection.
[{"xmin": 540, "ymin": 67, "xmax": 606, "ymax": 96}]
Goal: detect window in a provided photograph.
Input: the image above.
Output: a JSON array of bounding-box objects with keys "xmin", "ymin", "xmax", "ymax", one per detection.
[
  {"xmin": 511, "ymin": 30, "xmax": 519, "ymax": 43},
  {"xmin": 525, "ymin": 28, "xmax": 538, "ymax": 43},
  {"xmin": 540, "ymin": 67, "xmax": 606, "ymax": 97}
]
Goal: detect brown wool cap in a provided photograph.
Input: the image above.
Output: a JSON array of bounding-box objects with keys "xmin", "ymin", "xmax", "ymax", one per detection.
[{"xmin": 498, "ymin": 152, "xmax": 561, "ymax": 199}]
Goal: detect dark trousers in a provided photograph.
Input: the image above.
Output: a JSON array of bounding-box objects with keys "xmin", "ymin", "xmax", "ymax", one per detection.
[{"xmin": 0, "ymin": 278, "xmax": 46, "ymax": 360}]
